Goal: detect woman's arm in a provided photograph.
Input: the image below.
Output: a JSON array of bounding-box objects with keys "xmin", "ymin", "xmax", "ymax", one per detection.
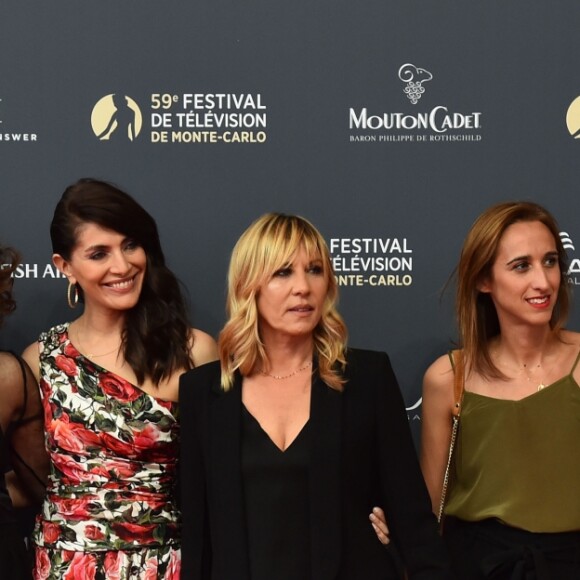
[
  {"xmin": 371, "ymin": 352, "xmax": 450, "ymax": 578},
  {"xmin": 420, "ymin": 354, "xmax": 455, "ymax": 514},
  {"xmin": 0, "ymin": 352, "xmax": 48, "ymax": 506},
  {"xmin": 22, "ymin": 342, "xmax": 40, "ymax": 382}
]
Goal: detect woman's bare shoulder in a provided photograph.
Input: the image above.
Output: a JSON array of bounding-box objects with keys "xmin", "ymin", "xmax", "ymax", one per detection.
[
  {"xmin": 423, "ymin": 352, "xmax": 454, "ymax": 392},
  {"xmin": 21, "ymin": 342, "xmax": 40, "ymax": 381},
  {"xmin": 189, "ymin": 328, "xmax": 219, "ymax": 367},
  {"xmin": 0, "ymin": 351, "xmax": 22, "ymax": 381},
  {"xmin": 560, "ymin": 329, "xmax": 580, "ymax": 348}
]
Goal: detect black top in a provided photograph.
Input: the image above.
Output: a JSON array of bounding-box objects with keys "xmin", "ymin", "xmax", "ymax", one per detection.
[
  {"xmin": 241, "ymin": 406, "xmax": 311, "ymax": 580},
  {"xmin": 0, "ymin": 424, "xmax": 17, "ymax": 523},
  {"xmin": 0, "ymin": 351, "xmax": 45, "ymax": 580},
  {"xmin": 0, "ymin": 353, "xmax": 27, "ymax": 525}
]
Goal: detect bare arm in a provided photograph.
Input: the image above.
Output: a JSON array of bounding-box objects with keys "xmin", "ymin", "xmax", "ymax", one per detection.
[
  {"xmin": 0, "ymin": 352, "xmax": 48, "ymax": 506},
  {"xmin": 419, "ymin": 354, "xmax": 455, "ymax": 514},
  {"xmin": 189, "ymin": 328, "xmax": 219, "ymax": 367},
  {"xmin": 371, "ymin": 354, "xmax": 456, "ymax": 539},
  {"xmin": 22, "ymin": 342, "xmax": 40, "ymax": 382}
]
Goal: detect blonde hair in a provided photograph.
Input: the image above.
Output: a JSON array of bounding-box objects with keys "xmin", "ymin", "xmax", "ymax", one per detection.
[
  {"xmin": 456, "ymin": 201, "xmax": 570, "ymax": 379},
  {"xmin": 219, "ymin": 213, "xmax": 347, "ymax": 391}
]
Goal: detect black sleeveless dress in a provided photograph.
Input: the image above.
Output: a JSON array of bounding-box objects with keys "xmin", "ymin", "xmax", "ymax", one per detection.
[
  {"xmin": 0, "ymin": 353, "xmax": 33, "ymax": 579},
  {"xmin": 0, "ymin": 351, "xmax": 44, "ymax": 580}
]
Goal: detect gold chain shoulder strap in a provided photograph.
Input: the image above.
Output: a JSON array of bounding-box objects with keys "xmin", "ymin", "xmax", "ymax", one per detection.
[{"xmin": 437, "ymin": 349, "xmax": 465, "ymax": 523}]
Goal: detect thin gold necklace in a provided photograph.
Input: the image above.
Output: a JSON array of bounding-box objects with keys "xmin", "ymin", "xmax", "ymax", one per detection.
[
  {"xmin": 522, "ymin": 362, "xmax": 546, "ymax": 391},
  {"xmin": 74, "ymin": 326, "xmax": 121, "ymax": 358},
  {"xmin": 259, "ymin": 360, "xmax": 312, "ymax": 380},
  {"xmin": 495, "ymin": 351, "xmax": 555, "ymax": 392}
]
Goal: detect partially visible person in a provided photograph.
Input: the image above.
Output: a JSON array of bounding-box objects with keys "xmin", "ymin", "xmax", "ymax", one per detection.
[
  {"xmin": 23, "ymin": 179, "xmax": 218, "ymax": 579},
  {"xmin": 0, "ymin": 245, "xmax": 48, "ymax": 579},
  {"xmin": 421, "ymin": 201, "xmax": 580, "ymax": 578},
  {"xmin": 179, "ymin": 213, "xmax": 449, "ymax": 579}
]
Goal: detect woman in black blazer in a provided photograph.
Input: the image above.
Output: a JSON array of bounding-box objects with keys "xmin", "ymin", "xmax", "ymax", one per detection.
[{"xmin": 179, "ymin": 213, "xmax": 449, "ymax": 580}]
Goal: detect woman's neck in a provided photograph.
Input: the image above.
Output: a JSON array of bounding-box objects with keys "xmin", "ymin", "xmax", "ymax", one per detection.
[
  {"xmin": 72, "ymin": 308, "xmax": 126, "ymax": 338},
  {"xmin": 260, "ymin": 335, "xmax": 314, "ymax": 376},
  {"xmin": 493, "ymin": 325, "xmax": 558, "ymax": 367}
]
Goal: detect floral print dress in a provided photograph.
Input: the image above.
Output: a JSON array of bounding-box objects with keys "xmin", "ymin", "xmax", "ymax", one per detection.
[{"xmin": 33, "ymin": 323, "xmax": 181, "ymax": 579}]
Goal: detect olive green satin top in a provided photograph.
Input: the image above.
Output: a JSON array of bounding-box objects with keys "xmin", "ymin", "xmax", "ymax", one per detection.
[{"xmin": 445, "ymin": 351, "xmax": 580, "ymax": 533}]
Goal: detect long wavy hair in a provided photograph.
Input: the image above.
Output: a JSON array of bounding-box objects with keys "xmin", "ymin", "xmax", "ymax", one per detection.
[
  {"xmin": 50, "ymin": 178, "xmax": 193, "ymax": 385},
  {"xmin": 456, "ymin": 201, "xmax": 570, "ymax": 380},
  {"xmin": 219, "ymin": 213, "xmax": 347, "ymax": 391},
  {"xmin": 0, "ymin": 245, "xmax": 20, "ymax": 327}
]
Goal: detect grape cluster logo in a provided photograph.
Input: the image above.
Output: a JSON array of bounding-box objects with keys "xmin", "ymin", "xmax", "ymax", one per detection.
[
  {"xmin": 566, "ymin": 97, "xmax": 580, "ymax": 139},
  {"xmin": 398, "ymin": 64, "xmax": 432, "ymax": 105},
  {"xmin": 91, "ymin": 94, "xmax": 143, "ymax": 141}
]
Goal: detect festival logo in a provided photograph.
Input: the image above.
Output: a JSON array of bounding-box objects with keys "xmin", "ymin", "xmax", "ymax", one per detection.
[
  {"xmin": 566, "ymin": 97, "xmax": 580, "ymax": 139},
  {"xmin": 91, "ymin": 94, "xmax": 143, "ymax": 141},
  {"xmin": 398, "ymin": 64, "xmax": 432, "ymax": 105},
  {"xmin": 91, "ymin": 92, "xmax": 267, "ymax": 144},
  {"xmin": 149, "ymin": 93, "xmax": 267, "ymax": 144},
  {"xmin": 329, "ymin": 236, "xmax": 413, "ymax": 288}
]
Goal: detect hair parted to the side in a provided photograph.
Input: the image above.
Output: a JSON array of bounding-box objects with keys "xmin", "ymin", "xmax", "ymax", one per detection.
[
  {"xmin": 456, "ymin": 200, "xmax": 570, "ymax": 380},
  {"xmin": 0, "ymin": 245, "xmax": 20, "ymax": 327},
  {"xmin": 218, "ymin": 213, "xmax": 347, "ymax": 391},
  {"xmin": 51, "ymin": 178, "xmax": 193, "ymax": 385}
]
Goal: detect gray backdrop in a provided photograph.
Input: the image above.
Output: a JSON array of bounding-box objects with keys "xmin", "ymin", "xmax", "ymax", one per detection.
[{"xmin": 2, "ymin": 0, "xmax": 580, "ymax": 441}]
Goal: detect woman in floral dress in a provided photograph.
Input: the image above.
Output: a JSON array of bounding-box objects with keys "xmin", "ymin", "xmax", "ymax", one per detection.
[{"xmin": 23, "ymin": 179, "xmax": 218, "ymax": 579}]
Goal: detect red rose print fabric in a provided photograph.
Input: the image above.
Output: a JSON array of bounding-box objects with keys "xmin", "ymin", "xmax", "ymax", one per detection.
[{"xmin": 33, "ymin": 324, "xmax": 181, "ymax": 579}]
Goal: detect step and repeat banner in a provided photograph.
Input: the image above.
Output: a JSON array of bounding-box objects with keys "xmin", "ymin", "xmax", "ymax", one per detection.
[{"xmin": 1, "ymin": 0, "xmax": 580, "ymax": 440}]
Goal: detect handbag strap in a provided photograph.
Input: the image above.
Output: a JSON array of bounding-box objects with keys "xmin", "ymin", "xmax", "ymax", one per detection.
[
  {"xmin": 437, "ymin": 349, "xmax": 465, "ymax": 523},
  {"xmin": 450, "ymin": 349, "xmax": 465, "ymax": 418}
]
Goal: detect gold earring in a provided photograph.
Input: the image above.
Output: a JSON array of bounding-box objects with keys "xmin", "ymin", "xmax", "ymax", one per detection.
[{"xmin": 67, "ymin": 281, "xmax": 79, "ymax": 309}]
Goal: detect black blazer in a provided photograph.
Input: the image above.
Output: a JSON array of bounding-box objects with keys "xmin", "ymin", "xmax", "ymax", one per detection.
[{"xmin": 179, "ymin": 348, "xmax": 449, "ymax": 579}]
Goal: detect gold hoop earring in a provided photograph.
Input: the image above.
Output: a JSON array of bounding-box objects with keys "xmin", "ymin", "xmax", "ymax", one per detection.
[{"xmin": 67, "ymin": 281, "xmax": 79, "ymax": 309}]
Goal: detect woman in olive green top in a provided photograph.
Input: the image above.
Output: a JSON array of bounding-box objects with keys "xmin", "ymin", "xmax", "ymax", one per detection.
[{"xmin": 421, "ymin": 201, "xmax": 580, "ymax": 579}]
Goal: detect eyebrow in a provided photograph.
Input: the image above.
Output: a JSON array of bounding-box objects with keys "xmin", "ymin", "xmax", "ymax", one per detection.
[
  {"xmin": 506, "ymin": 250, "xmax": 558, "ymax": 266},
  {"xmin": 82, "ymin": 244, "xmax": 109, "ymax": 254}
]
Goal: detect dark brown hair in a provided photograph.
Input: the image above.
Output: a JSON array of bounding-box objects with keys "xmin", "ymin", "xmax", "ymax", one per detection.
[
  {"xmin": 51, "ymin": 178, "xmax": 193, "ymax": 384},
  {"xmin": 0, "ymin": 246, "xmax": 20, "ymax": 327}
]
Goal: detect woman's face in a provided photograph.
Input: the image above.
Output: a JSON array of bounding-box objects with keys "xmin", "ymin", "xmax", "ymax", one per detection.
[
  {"xmin": 256, "ymin": 246, "xmax": 329, "ymax": 344},
  {"xmin": 55, "ymin": 222, "xmax": 146, "ymax": 314},
  {"xmin": 479, "ymin": 220, "xmax": 561, "ymax": 329}
]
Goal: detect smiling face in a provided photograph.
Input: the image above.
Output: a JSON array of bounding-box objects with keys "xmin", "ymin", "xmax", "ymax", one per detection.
[
  {"xmin": 479, "ymin": 220, "xmax": 561, "ymax": 330},
  {"xmin": 54, "ymin": 222, "xmax": 146, "ymax": 315},
  {"xmin": 256, "ymin": 245, "xmax": 329, "ymax": 344}
]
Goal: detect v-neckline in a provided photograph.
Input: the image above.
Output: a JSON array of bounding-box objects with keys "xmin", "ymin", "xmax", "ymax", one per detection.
[{"xmin": 242, "ymin": 404, "xmax": 310, "ymax": 453}]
